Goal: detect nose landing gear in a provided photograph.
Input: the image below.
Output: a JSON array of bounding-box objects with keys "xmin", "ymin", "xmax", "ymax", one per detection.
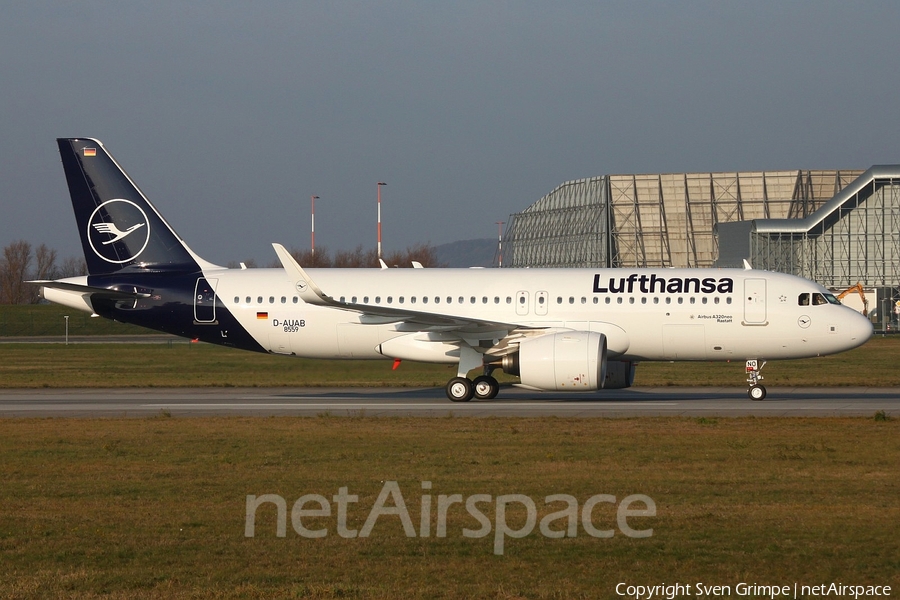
[{"xmin": 746, "ymin": 359, "xmax": 767, "ymax": 400}]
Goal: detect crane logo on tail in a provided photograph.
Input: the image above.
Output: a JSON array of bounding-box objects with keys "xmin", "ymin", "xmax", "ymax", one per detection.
[
  {"xmin": 87, "ymin": 199, "xmax": 151, "ymax": 264},
  {"xmin": 92, "ymin": 221, "xmax": 145, "ymax": 245}
]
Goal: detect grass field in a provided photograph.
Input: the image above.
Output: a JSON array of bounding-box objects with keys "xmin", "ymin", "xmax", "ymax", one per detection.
[
  {"xmin": 0, "ymin": 305, "xmax": 156, "ymax": 337},
  {"xmin": 1, "ymin": 335, "xmax": 899, "ymax": 388},
  {"xmin": 0, "ymin": 416, "xmax": 897, "ymax": 599}
]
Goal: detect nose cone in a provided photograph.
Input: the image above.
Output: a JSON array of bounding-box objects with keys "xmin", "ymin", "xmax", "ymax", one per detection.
[{"xmin": 845, "ymin": 309, "xmax": 873, "ymax": 350}]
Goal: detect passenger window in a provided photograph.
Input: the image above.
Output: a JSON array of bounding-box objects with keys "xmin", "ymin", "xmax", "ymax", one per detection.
[
  {"xmin": 293, "ymin": 297, "xmax": 298, "ymax": 304},
  {"xmin": 617, "ymin": 297, "xmax": 623, "ymax": 304},
  {"xmin": 448, "ymin": 297, "xmax": 453, "ymax": 304},
  {"xmin": 557, "ymin": 297, "xmax": 563, "ymax": 304},
  {"xmin": 423, "ymin": 297, "xmax": 428, "ymax": 304},
  {"xmin": 234, "ymin": 296, "xmax": 239, "ymax": 304},
  {"xmin": 375, "ymin": 296, "xmax": 381, "ymax": 303},
  {"xmin": 799, "ymin": 293, "xmax": 810, "ymax": 306},
  {"xmin": 470, "ymin": 297, "xmax": 476, "ymax": 304},
  {"xmin": 246, "ymin": 296, "xmax": 251, "ymax": 304},
  {"xmin": 269, "ymin": 296, "xmax": 275, "ymax": 304},
  {"xmin": 568, "ymin": 297, "xmax": 574, "ymax": 304},
  {"xmin": 665, "ymin": 298, "xmax": 671, "ymax": 304},
  {"xmin": 653, "ymin": 297, "xmax": 659, "ymax": 304},
  {"xmin": 281, "ymin": 297, "xmax": 286, "ymax": 304},
  {"xmin": 411, "ymin": 297, "xmax": 416, "ymax": 304},
  {"xmin": 641, "ymin": 297, "xmax": 647, "ymax": 304},
  {"xmin": 363, "ymin": 296, "xmax": 369, "ymax": 303},
  {"xmin": 399, "ymin": 297, "xmax": 404, "ymax": 304},
  {"xmin": 435, "ymin": 297, "xmax": 441, "ymax": 304},
  {"xmin": 257, "ymin": 296, "xmax": 263, "ymax": 304},
  {"xmin": 714, "ymin": 297, "xmax": 720, "ymax": 304},
  {"xmin": 726, "ymin": 297, "xmax": 732, "ymax": 304}
]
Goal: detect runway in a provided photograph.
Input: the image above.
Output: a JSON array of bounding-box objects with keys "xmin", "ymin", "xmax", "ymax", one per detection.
[{"xmin": 0, "ymin": 386, "xmax": 896, "ymax": 417}]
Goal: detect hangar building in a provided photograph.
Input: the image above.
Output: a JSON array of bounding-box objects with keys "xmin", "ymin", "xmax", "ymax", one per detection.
[{"xmin": 504, "ymin": 166, "xmax": 900, "ymax": 325}]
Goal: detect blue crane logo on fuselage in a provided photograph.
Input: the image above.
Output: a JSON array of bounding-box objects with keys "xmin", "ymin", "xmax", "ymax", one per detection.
[{"xmin": 87, "ymin": 199, "xmax": 151, "ymax": 264}]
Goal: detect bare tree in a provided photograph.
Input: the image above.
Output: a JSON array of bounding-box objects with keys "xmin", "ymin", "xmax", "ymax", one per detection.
[
  {"xmin": 57, "ymin": 256, "xmax": 88, "ymax": 278},
  {"xmin": 34, "ymin": 244, "xmax": 58, "ymax": 280},
  {"xmin": 383, "ymin": 243, "xmax": 442, "ymax": 268},
  {"xmin": 225, "ymin": 258, "xmax": 259, "ymax": 269},
  {"xmin": 0, "ymin": 240, "xmax": 33, "ymax": 304},
  {"xmin": 333, "ymin": 245, "xmax": 374, "ymax": 268},
  {"xmin": 226, "ymin": 242, "xmax": 441, "ymax": 271},
  {"xmin": 289, "ymin": 247, "xmax": 331, "ymax": 268}
]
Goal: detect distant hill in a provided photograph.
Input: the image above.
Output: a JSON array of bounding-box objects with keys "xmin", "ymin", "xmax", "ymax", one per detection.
[{"xmin": 433, "ymin": 238, "xmax": 498, "ymax": 268}]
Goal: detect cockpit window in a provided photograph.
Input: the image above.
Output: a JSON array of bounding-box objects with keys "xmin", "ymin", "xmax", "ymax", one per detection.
[
  {"xmin": 798, "ymin": 293, "xmax": 810, "ymax": 306},
  {"xmin": 823, "ymin": 293, "xmax": 841, "ymax": 305},
  {"xmin": 812, "ymin": 293, "xmax": 827, "ymax": 306}
]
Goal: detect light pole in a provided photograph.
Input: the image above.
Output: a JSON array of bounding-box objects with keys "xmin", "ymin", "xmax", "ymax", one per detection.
[
  {"xmin": 64, "ymin": 315, "xmax": 69, "ymax": 346},
  {"xmin": 377, "ymin": 182, "xmax": 387, "ymax": 260},
  {"xmin": 310, "ymin": 195, "xmax": 319, "ymax": 257},
  {"xmin": 496, "ymin": 221, "xmax": 505, "ymax": 268}
]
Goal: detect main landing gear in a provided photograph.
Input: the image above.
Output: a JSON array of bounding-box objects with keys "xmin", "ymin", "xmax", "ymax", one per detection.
[
  {"xmin": 445, "ymin": 345, "xmax": 500, "ymax": 402},
  {"xmin": 746, "ymin": 359, "xmax": 767, "ymax": 400},
  {"xmin": 446, "ymin": 372, "xmax": 500, "ymax": 402}
]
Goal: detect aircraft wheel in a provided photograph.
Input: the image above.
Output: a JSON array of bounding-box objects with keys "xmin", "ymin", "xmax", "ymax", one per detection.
[
  {"xmin": 748, "ymin": 384, "xmax": 767, "ymax": 401},
  {"xmin": 472, "ymin": 375, "xmax": 500, "ymax": 400},
  {"xmin": 446, "ymin": 377, "xmax": 474, "ymax": 402}
]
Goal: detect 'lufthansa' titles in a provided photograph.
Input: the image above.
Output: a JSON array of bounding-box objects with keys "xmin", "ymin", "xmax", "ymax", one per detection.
[{"xmin": 593, "ymin": 274, "xmax": 734, "ymax": 294}]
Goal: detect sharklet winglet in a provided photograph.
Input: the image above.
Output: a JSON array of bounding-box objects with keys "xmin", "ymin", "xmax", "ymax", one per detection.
[{"xmin": 272, "ymin": 243, "xmax": 337, "ymax": 307}]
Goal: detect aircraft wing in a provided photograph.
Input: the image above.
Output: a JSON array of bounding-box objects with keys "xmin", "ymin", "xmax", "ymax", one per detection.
[{"xmin": 272, "ymin": 243, "xmax": 542, "ymax": 343}]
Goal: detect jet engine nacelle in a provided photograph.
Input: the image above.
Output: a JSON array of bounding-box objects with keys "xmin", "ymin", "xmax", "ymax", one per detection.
[
  {"xmin": 604, "ymin": 360, "xmax": 637, "ymax": 389},
  {"xmin": 503, "ymin": 331, "xmax": 607, "ymax": 391}
]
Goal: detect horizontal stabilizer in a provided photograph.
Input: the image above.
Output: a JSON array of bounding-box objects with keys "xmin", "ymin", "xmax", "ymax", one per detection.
[{"xmin": 28, "ymin": 280, "xmax": 150, "ymax": 299}]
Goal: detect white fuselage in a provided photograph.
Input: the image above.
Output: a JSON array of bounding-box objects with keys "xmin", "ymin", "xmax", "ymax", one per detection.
[{"xmin": 205, "ymin": 267, "xmax": 872, "ymax": 363}]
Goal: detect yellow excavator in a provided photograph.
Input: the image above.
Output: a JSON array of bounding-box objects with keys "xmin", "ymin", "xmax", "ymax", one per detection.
[{"xmin": 835, "ymin": 283, "xmax": 869, "ymax": 317}]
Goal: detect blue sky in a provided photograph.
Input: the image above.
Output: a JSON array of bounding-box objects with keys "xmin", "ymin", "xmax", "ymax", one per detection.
[{"xmin": 2, "ymin": 2, "xmax": 898, "ymax": 266}]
